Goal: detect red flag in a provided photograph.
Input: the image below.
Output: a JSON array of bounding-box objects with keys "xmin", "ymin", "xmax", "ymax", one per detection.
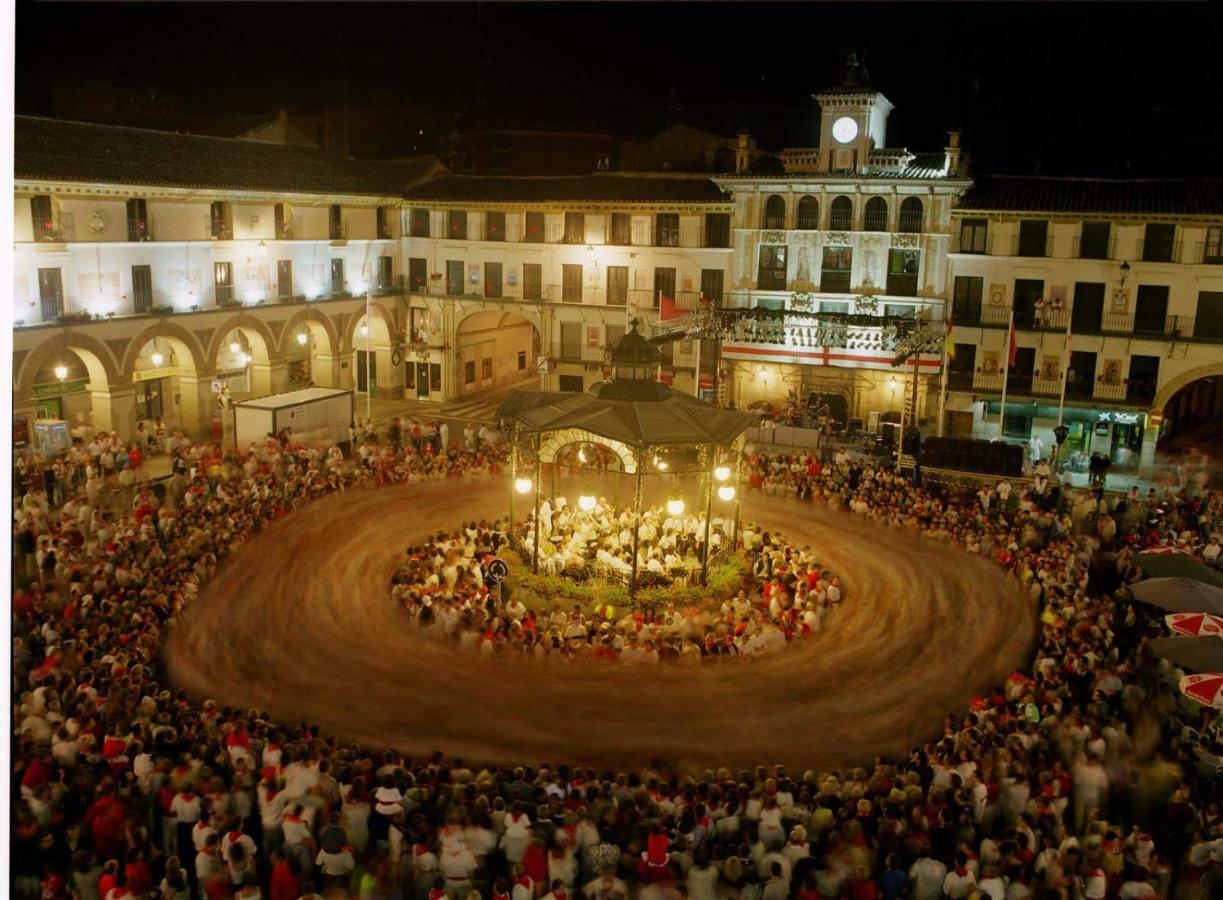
[
  {"xmin": 1007, "ymin": 317, "xmax": 1018, "ymax": 367},
  {"xmin": 659, "ymin": 294, "xmax": 683, "ymax": 321}
]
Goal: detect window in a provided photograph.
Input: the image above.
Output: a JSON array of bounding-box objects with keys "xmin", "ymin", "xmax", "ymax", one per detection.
[
  {"xmin": 559, "ymin": 375, "xmax": 584, "ymax": 393},
  {"xmin": 884, "ymin": 303, "xmax": 915, "ymax": 318},
  {"xmin": 829, "ymin": 196, "xmax": 853, "ymax": 231},
  {"xmin": 482, "ymin": 358, "xmax": 493, "ymax": 380},
  {"xmin": 762, "ymin": 195, "xmax": 786, "ymax": 230},
  {"xmin": 886, "ymin": 249, "xmax": 920, "ymax": 296},
  {"xmin": 1017, "ymin": 220, "xmax": 1049, "ymax": 257},
  {"xmin": 277, "ymin": 261, "xmax": 293, "ymax": 299},
  {"xmin": 820, "ymin": 301, "xmax": 849, "ymax": 314},
  {"xmin": 38, "ymin": 268, "xmax": 64, "ymax": 318},
  {"xmin": 607, "ymin": 266, "xmax": 629, "ymax": 306},
  {"xmin": 448, "ymin": 210, "xmax": 468, "ymax": 240},
  {"xmin": 215, "ymin": 261, "xmax": 234, "ymax": 304},
  {"xmin": 1143, "ymin": 223, "xmax": 1176, "ymax": 262},
  {"xmin": 562, "ymin": 264, "xmax": 583, "ymax": 302},
  {"xmin": 560, "ymin": 322, "xmax": 582, "ymax": 358},
  {"xmin": 376, "ymin": 206, "xmax": 393, "ymax": 239},
  {"xmin": 654, "ymin": 268, "xmax": 677, "ymax": 307},
  {"xmin": 210, "ymin": 201, "xmax": 233, "ymax": 239},
  {"xmin": 898, "ymin": 197, "xmax": 924, "ymax": 234},
  {"xmin": 409, "ymin": 208, "xmax": 430, "ymax": 238},
  {"xmin": 1195, "ymin": 291, "xmax": 1223, "ymax": 339},
  {"xmin": 1203, "ymin": 227, "xmax": 1223, "ymax": 264},
  {"xmin": 522, "ymin": 263, "xmax": 542, "ymax": 301},
  {"xmin": 408, "ymin": 258, "xmax": 428, "ymax": 294},
  {"xmin": 655, "ymin": 213, "xmax": 680, "ymax": 247},
  {"xmin": 821, "ymin": 247, "xmax": 852, "ymax": 292},
  {"xmin": 1134, "ymin": 284, "xmax": 1169, "ymax": 333},
  {"xmin": 329, "ymin": 204, "xmax": 344, "ymax": 240},
  {"xmin": 377, "ymin": 256, "xmax": 393, "ymax": 291},
  {"xmin": 700, "ymin": 269, "xmax": 724, "ymax": 305},
  {"xmin": 958, "ymin": 218, "xmax": 988, "ymax": 254},
  {"xmin": 524, "ymin": 211, "xmax": 545, "ymax": 243},
  {"xmin": 446, "ymin": 260, "xmax": 464, "ymax": 296},
  {"xmin": 863, "ymin": 197, "xmax": 888, "ymax": 232},
  {"xmin": 484, "ymin": 262, "xmax": 503, "ymax": 298},
  {"xmin": 329, "ymin": 258, "xmax": 345, "ymax": 294},
  {"xmin": 464, "ymin": 361, "xmax": 476, "ymax": 385},
  {"xmin": 31, "ymin": 196, "xmax": 58, "ymax": 242},
  {"xmin": 1079, "ymin": 221, "xmax": 1111, "ymax": 259},
  {"xmin": 485, "ymin": 211, "xmax": 505, "ymax": 241},
  {"xmin": 757, "ymin": 246, "xmax": 787, "ymax": 290},
  {"xmin": 1072, "ymin": 282, "xmax": 1106, "ymax": 333},
  {"xmin": 126, "ymin": 199, "xmax": 150, "ymax": 241},
  {"xmin": 1012, "ymin": 279, "xmax": 1045, "ymax": 328},
  {"xmin": 563, "ymin": 212, "xmax": 585, "ymax": 244},
  {"xmin": 704, "ymin": 213, "xmax": 730, "ymax": 248},
  {"xmin": 132, "ymin": 265, "xmax": 153, "ymax": 312},
  {"xmin": 952, "ymin": 276, "xmax": 983, "ymax": 325},
  {"xmin": 610, "ymin": 213, "xmax": 632, "ymax": 246},
  {"xmin": 796, "ymin": 196, "xmax": 819, "ymax": 230},
  {"xmin": 274, "ymin": 203, "xmax": 294, "ymax": 239},
  {"xmin": 518, "ymin": 350, "xmax": 527, "ymax": 371}
]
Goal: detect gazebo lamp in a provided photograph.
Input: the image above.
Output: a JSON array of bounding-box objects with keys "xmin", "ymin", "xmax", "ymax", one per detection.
[
  {"xmin": 654, "ymin": 455, "xmax": 668, "ymax": 471},
  {"xmin": 578, "ymin": 446, "xmax": 588, "ymax": 464},
  {"xmin": 666, "ymin": 497, "xmax": 685, "ymax": 516},
  {"xmin": 515, "ymin": 477, "xmax": 533, "ymax": 494},
  {"xmin": 578, "ymin": 493, "xmax": 597, "ymax": 512},
  {"xmin": 714, "ymin": 465, "xmax": 731, "ymax": 482},
  {"xmin": 718, "ymin": 485, "xmax": 736, "ymax": 502}
]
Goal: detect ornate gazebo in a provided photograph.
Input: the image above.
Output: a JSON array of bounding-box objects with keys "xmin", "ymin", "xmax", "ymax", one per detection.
[{"xmin": 497, "ymin": 322, "xmax": 758, "ymax": 594}]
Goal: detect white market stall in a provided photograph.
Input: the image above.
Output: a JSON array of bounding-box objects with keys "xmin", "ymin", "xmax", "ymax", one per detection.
[{"xmin": 233, "ymin": 387, "xmax": 354, "ymax": 449}]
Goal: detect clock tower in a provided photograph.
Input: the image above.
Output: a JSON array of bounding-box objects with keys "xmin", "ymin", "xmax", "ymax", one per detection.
[{"xmin": 812, "ymin": 52, "xmax": 893, "ymax": 176}]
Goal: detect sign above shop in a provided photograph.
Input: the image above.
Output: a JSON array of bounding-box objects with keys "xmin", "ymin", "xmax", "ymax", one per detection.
[
  {"xmin": 133, "ymin": 366, "xmax": 180, "ymax": 383},
  {"xmin": 32, "ymin": 378, "xmax": 88, "ymax": 399}
]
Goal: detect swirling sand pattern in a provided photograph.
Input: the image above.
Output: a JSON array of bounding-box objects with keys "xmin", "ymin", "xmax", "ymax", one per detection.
[{"xmin": 164, "ymin": 478, "xmax": 1036, "ymax": 770}]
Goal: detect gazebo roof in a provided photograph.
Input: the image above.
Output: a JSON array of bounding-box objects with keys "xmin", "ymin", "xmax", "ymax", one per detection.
[{"xmin": 497, "ymin": 385, "xmax": 757, "ymax": 449}]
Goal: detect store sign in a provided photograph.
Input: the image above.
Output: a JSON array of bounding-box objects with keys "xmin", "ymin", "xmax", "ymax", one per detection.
[
  {"xmin": 133, "ymin": 366, "xmax": 180, "ymax": 383},
  {"xmin": 14, "ymin": 415, "xmax": 30, "ymax": 448},
  {"xmin": 32, "ymin": 378, "xmax": 88, "ymax": 399},
  {"xmin": 1097, "ymin": 411, "xmax": 1142, "ymax": 425}
]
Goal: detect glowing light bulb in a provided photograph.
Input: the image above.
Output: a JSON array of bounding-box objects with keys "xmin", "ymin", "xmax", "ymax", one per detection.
[
  {"xmin": 54, "ymin": 364, "xmax": 68, "ymax": 381},
  {"xmin": 229, "ymin": 341, "xmax": 241, "ymax": 354},
  {"xmin": 515, "ymin": 477, "xmax": 533, "ymax": 494},
  {"xmin": 360, "ymin": 324, "xmax": 369, "ymax": 336},
  {"xmin": 296, "ymin": 332, "xmax": 308, "ymax": 346},
  {"xmin": 239, "ymin": 353, "xmax": 251, "ymax": 366},
  {"xmin": 718, "ymin": 485, "xmax": 736, "ymax": 502},
  {"xmin": 714, "ymin": 465, "xmax": 731, "ymax": 482},
  {"xmin": 578, "ymin": 494, "xmax": 596, "ymax": 512},
  {"xmin": 577, "ymin": 447, "xmax": 588, "ymax": 463},
  {"xmin": 666, "ymin": 497, "xmax": 685, "ymax": 516},
  {"xmin": 150, "ymin": 351, "xmax": 164, "ymax": 367}
]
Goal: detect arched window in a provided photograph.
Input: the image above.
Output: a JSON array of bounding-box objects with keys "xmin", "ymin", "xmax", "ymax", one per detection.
[
  {"xmin": 762, "ymin": 195, "xmax": 786, "ymax": 230},
  {"xmin": 899, "ymin": 197, "xmax": 924, "ymax": 233},
  {"xmin": 864, "ymin": 197, "xmax": 889, "ymax": 232},
  {"xmin": 795, "ymin": 196, "xmax": 820, "ymax": 230},
  {"xmin": 829, "ymin": 196, "xmax": 853, "ymax": 231}
]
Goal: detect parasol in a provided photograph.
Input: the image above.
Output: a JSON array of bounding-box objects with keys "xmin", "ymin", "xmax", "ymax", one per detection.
[
  {"xmin": 1130, "ymin": 577, "xmax": 1223, "ymax": 615},
  {"xmin": 1166, "ymin": 612, "xmax": 1223, "ymax": 637},
  {"xmin": 1153, "ymin": 636, "xmax": 1223, "ymax": 673},
  {"xmin": 1136, "ymin": 552, "xmax": 1223, "ymax": 587},
  {"xmin": 1180, "ymin": 673, "xmax": 1223, "ymax": 709}
]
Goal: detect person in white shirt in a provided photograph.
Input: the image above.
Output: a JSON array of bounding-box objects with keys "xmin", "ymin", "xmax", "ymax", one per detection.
[{"xmin": 942, "ymin": 853, "xmax": 978, "ymax": 899}]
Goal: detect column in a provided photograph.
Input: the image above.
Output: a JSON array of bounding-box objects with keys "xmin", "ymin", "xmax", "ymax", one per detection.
[
  {"xmin": 250, "ymin": 362, "xmax": 288, "ymax": 395},
  {"xmin": 91, "ymin": 385, "xmax": 138, "ymax": 442},
  {"xmin": 1138, "ymin": 424, "xmax": 1159, "ymax": 480},
  {"xmin": 312, "ymin": 353, "xmax": 342, "ymax": 388},
  {"xmin": 176, "ymin": 372, "xmax": 217, "ymax": 439}
]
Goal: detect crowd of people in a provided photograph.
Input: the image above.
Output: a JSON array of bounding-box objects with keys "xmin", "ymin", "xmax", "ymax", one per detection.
[
  {"xmin": 390, "ymin": 499, "xmax": 846, "ymax": 664},
  {"xmin": 10, "ymin": 422, "xmax": 1223, "ymax": 900}
]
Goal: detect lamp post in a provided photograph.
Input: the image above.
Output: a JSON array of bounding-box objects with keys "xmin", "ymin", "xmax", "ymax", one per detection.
[{"xmin": 364, "ymin": 290, "xmax": 373, "ymax": 422}]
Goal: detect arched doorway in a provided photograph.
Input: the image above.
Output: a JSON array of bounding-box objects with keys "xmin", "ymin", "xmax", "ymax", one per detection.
[
  {"xmin": 284, "ymin": 311, "xmax": 339, "ymax": 389},
  {"xmin": 213, "ymin": 323, "xmax": 272, "ymax": 400},
  {"xmin": 350, "ymin": 309, "xmax": 394, "ymax": 399},
  {"xmin": 454, "ymin": 310, "xmax": 540, "ymax": 399},
  {"xmin": 128, "ymin": 333, "xmax": 202, "ymax": 433},
  {"xmin": 16, "ymin": 333, "xmax": 122, "ymax": 447},
  {"xmin": 1160, "ymin": 374, "xmax": 1223, "ymax": 448}
]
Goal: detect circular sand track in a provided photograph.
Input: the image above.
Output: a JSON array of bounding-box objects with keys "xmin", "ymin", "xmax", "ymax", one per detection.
[{"xmin": 164, "ymin": 477, "xmax": 1036, "ymax": 770}]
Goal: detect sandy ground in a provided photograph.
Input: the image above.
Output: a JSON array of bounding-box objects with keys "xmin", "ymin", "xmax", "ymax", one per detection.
[{"xmin": 164, "ymin": 475, "xmax": 1036, "ymax": 771}]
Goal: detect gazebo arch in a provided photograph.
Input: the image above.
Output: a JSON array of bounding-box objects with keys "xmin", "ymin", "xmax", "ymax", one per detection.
[{"xmin": 539, "ymin": 428, "xmax": 637, "ymax": 473}]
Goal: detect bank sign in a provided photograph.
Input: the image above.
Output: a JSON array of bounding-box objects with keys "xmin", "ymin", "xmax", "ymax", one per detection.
[{"xmin": 32, "ymin": 377, "xmax": 88, "ymax": 399}]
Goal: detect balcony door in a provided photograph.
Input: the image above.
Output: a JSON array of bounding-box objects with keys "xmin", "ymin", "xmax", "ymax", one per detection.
[
  {"xmin": 277, "ymin": 260, "xmax": 293, "ymax": 299},
  {"xmin": 446, "ymin": 260, "xmax": 464, "ymax": 296},
  {"xmin": 1071, "ymin": 283, "xmax": 1105, "ymax": 333},
  {"xmin": 1067, "ymin": 351, "xmax": 1096, "ymax": 398},
  {"xmin": 606, "ymin": 266, "xmax": 629, "ymax": 306},
  {"xmin": 1010, "ymin": 347, "xmax": 1035, "ymax": 391},
  {"xmin": 1134, "ymin": 285, "xmax": 1169, "ymax": 334},
  {"xmin": 408, "ymin": 258, "xmax": 428, "ymax": 294},
  {"xmin": 132, "ymin": 265, "xmax": 153, "ymax": 312},
  {"xmin": 38, "ymin": 268, "xmax": 64, "ymax": 319}
]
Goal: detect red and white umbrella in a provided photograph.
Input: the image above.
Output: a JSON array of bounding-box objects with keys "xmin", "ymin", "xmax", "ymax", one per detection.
[
  {"xmin": 1167, "ymin": 612, "xmax": 1223, "ymax": 637},
  {"xmin": 1180, "ymin": 673, "xmax": 1223, "ymax": 709}
]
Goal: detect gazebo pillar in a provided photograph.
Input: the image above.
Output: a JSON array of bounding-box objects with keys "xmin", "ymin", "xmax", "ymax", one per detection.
[
  {"xmin": 700, "ymin": 446, "xmax": 715, "ymax": 586},
  {"xmin": 629, "ymin": 450, "xmax": 644, "ymax": 596},
  {"xmin": 509, "ymin": 432, "xmax": 519, "ymax": 527},
  {"xmin": 532, "ymin": 435, "xmax": 542, "ymax": 574},
  {"xmin": 732, "ymin": 439, "xmax": 744, "ymax": 548}
]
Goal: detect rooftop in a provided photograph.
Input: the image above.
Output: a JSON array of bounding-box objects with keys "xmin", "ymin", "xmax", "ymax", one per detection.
[
  {"xmin": 959, "ymin": 175, "xmax": 1223, "ymax": 216},
  {"xmin": 14, "ymin": 115, "xmax": 441, "ymax": 197},
  {"xmin": 402, "ymin": 173, "xmax": 730, "ymax": 205}
]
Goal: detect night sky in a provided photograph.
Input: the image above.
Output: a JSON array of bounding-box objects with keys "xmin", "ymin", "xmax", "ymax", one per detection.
[{"xmin": 16, "ymin": 1, "xmax": 1223, "ymax": 177}]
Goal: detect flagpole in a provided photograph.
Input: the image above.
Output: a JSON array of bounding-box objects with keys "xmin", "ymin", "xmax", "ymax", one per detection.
[
  {"xmin": 998, "ymin": 309, "xmax": 1014, "ymax": 439},
  {"xmin": 937, "ymin": 311, "xmax": 952, "ymax": 438},
  {"xmin": 1057, "ymin": 297, "xmax": 1074, "ymax": 428}
]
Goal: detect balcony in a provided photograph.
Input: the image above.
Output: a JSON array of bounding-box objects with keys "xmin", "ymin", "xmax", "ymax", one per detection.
[
  {"xmin": 1197, "ymin": 242, "xmax": 1223, "ymax": 265},
  {"xmin": 551, "ymin": 341, "xmax": 607, "ymax": 364},
  {"xmin": 1012, "ymin": 233, "xmax": 1054, "ymax": 258},
  {"xmin": 1072, "ymin": 235, "xmax": 1116, "ymax": 260},
  {"xmin": 949, "ymin": 233, "xmax": 993, "ymax": 255}
]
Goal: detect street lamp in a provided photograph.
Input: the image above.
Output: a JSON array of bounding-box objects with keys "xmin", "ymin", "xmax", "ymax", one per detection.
[
  {"xmin": 515, "ymin": 477, "xmax": 533, "ymax": 494},
  {"xmin": 54, "ymin": 364, "xmax": 68, "ymax": 381},
  {"xmin": 718, "ymin": 485, "xmax": 736, "ymax": 502}
]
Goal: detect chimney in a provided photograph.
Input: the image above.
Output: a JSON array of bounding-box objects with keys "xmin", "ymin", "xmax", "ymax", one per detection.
[
  {"xmin": 735, "ymin": 132, "xmax": 752, "ymax": 173},
  {"xmin": 945, "ymin": 130, "xmax": 963, "ymax": 175}
]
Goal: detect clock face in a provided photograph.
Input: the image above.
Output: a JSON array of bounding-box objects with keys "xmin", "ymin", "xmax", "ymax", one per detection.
[{"xmin": 831, "ymin": 116, "xmax": 859, "ymax": 144}]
